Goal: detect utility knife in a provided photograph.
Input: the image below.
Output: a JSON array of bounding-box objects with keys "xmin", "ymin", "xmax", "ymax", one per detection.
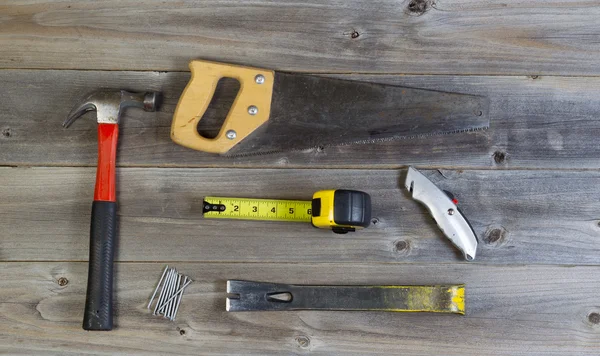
[{"xmin": 405, "ymin": 167, "xmax": 478, "ymax": 261}]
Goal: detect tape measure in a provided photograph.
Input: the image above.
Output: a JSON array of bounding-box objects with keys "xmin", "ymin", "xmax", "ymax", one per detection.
[{"xmin": 203, "ymin": 190, "xmax": 371, "ymax": 234}]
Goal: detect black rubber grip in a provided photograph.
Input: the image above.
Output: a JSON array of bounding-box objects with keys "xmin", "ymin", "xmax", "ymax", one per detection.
[{"xmin": 83, "ymin": 201, "xmax": 117, "ymax": 331}]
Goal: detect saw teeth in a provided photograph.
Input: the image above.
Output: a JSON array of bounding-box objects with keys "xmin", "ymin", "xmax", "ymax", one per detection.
[{"xmin": 225, "ymin": 125, "xmax": 490, "ymax": 157}]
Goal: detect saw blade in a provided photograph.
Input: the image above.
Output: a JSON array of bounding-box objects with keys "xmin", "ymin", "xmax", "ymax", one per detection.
[{"xmin": 224, "ymin": 72, "xmax": 490, "ymax": 157}]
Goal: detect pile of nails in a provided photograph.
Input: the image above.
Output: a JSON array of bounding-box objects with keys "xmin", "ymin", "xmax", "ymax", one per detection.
[{"xmin": 147, "ymin": 266, "xmax": 192, "ymax": 321}]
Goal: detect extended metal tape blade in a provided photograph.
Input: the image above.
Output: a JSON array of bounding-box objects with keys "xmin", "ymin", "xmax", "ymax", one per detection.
[{"xmin": 225, "ymin": 73, "xmax": 489, "ymax": 156}]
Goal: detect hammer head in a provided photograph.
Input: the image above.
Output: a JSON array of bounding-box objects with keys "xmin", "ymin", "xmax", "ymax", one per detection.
[{"xmin": 63, "ymin": 89, "xmax": 159, "ymax": 128}]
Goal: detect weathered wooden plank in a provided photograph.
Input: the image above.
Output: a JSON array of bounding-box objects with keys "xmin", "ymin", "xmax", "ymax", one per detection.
[
  {"xmin": 2, "ymin": 167, "xmax": 599, "ymax": 264},
  {"xmin": 1, "ymin": 262, "xmax": 599, "ymax": 355},
  {"xmin": 1, "ymin": 1, "xmax": 600, "ymax": 75},
  {"xmin": 1, "ymin": 70, "xmax": 600, "ymax": 169}
]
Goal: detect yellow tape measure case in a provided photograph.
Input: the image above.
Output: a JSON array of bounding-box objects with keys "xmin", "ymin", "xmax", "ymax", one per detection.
[{"xmin": 311, "ymin": 190, "xmax": 371, "ymax": 234}]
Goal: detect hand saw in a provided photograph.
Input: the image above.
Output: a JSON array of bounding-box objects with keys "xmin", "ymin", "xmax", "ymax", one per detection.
[{"xmin": 171, "ymin": 60, "xmax": 490, "ymax": 156}]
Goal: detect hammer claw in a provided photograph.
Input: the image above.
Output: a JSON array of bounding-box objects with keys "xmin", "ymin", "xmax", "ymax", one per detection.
[{"xmin": 63, "ymin": 102, "xmax": 96, "ymax": 128}]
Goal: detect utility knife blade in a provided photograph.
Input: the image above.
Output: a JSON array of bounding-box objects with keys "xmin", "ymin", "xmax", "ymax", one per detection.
[{"xmin": 404, "ymin": 167, "xmax": 478, "ymax": 261}]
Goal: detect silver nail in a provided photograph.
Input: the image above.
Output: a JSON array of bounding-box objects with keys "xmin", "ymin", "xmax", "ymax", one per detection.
[
  {"xmin": 162, "ymin": 269, "xmax": 177, "ymax": 315},
  {"xmin": 170, "ymin": 275, "xmax": 184, "ymax": 321},
  {"xmin": 172, "ymin": 276, "xmax": 189, "ymax": 321},
  {"xmin": 153, "ymin": 269, "xmax": 174, "ymax": 315},
  {"xmin": 147, "ymin": 265, "xmax": 169, "ymax": 309},
  {"xmin": 168, "ymin": 274, "xmax": 181, "ymax": 318},
  {"xmin": 162, "ymin": 269, "xmax": 177, "ymax": 318},
  {"xmin": 158, "ymin": 278, "xmax": 193, "ymax": 313}
]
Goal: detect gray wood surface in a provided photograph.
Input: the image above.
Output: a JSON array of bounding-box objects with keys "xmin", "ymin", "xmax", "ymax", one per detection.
[
  {"xmin": 1, "ymin": 1, "xmax": 600, "ymax": 75},
  {"xmin": 2, "ymin": 1, "xmax": 600, "ymax": 354},
  {"xmin": 1, "ymin": 262, "xmax": 599, "ymax": 355},
  {"xmin": 2, "ymin": 167, "xmax": 599, "ymax": 264},
  {"xmin": 2, "ymin": 70, "xmax": 600, "ymax": 169}
]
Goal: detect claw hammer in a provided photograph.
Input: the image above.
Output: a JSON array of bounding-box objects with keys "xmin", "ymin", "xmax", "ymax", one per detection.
[{"xmin": 64, "ymin": 90, "xmax": 159, "ymax": 330}]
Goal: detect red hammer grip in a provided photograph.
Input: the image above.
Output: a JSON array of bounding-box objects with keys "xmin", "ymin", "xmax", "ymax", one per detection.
[{"xmin": 94, "ymin": 123, "xmax": 118, "ymax": 202}]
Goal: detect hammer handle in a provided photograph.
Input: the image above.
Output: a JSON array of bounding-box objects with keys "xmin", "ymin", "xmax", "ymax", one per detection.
[
  {"xmin": 84, "ymin": 201, "xmax": 117, "ymax": 330},
  {"xmin": 83, "ymin": 124, "xmax": 118, "ymax": 331},
  {"xmin": 94, "ymin": 124, "xmax": 118, "ymax": 202}
]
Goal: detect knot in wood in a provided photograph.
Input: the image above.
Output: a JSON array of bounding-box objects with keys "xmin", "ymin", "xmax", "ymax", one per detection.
[
  {"xmin": 295, "ymin": 336, "xmax": 310, "ymax": 348},
  {"xmin": 407, "ymin": 0, "xmax": 433, "ymax": 15},
  {"xmin": 484, "ymin": 226, "xmax": 507, "ymax": 245},
  {"xmin": 57, "ymin": 277, "xmax": 69, "ymax": 286},
  {"xmin": 493, "ymin": 151, "xmax": 507, "ymax": 164},
  {"xmin": 588, "ymin": 312, "xmax": 600, "ymax": 325},
  {"xmin": 395, "ymin": 240, "xmax": 410, "ymax": 252}
]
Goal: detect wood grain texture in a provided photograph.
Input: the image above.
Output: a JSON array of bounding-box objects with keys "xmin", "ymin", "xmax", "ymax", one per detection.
[
  {"xmin": 2, "ymin": 167, "xmax": 599, "ymax": 264},
  {"xmin": 2, "ymin": 70, "xmax": 600, "ymax": 168},
  {"xmin": 1, "ymin": 262, "xmax": 599, "ymax": 355},
  {"xmin": 1, "ymin": 1, "xmax": 599, "ymax": 354},
  {"xmin": 1, "ymin": 1, "xmax": 600, "ymax": 75}
]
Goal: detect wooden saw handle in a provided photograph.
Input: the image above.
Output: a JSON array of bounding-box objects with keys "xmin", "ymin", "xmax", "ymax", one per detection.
[{"xmin": 170, "ymin": 60, "xmax": 275, "ymax": 154}]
